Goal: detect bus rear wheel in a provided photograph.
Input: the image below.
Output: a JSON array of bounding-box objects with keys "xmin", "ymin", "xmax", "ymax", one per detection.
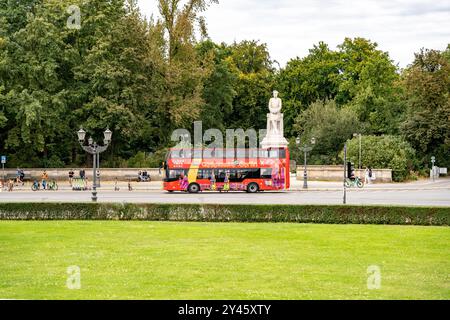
[
  {"xmin": 188, "ymin": 183, "xmax": 200, "ymax": 194},
  {"xmin": 247, "ymin": 183, "xmax": 259, "ymax": 193}
]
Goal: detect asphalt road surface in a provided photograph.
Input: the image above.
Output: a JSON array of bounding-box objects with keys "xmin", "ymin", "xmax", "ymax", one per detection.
[{"xmin": 0, "ymin": 188, "xmax": 449, "ymax": 207}]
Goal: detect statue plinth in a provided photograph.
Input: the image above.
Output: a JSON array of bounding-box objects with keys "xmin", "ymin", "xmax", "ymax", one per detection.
[{"xmin": 261, "ymin": 91, "xmax": 289, "ymax": 149}]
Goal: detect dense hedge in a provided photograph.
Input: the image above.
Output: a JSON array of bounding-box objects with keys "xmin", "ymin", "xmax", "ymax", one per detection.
[{"xmin": 0, "ymin": 203, "xmax": 448, "ymax": 226}]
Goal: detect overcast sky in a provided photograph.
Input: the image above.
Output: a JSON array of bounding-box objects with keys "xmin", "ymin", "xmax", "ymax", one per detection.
[{"xmin": 137, "ymin": 0, "xmax": 450, "ymax": 68}]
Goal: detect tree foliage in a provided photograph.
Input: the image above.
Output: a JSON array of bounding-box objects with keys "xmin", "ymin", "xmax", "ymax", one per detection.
[
  {"xmin": 344, "ymin": 135, "xmax": 416, "ymax": 181},
  {"xmin": 0, "ymin": 0, "xmax": 447, "ymax": 174},
  {"xmin": 401, "ymin": 47, "xmax": 450, "ymax": 168},
  {"xmin": 294, "ymin": 100, "xmax": 361, "ymax": 164}
]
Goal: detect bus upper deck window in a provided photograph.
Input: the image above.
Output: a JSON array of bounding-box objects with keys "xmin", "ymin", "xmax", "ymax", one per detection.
[
  {"xmin": 259, "ymin": 150, "xmax": 269, "ymax": 159},
  {"xmin": 249, "ymin": 149, "xmax": 259, "ymax": 158},
  {"xmin": 269, "ymin": 149, "xmax": 279, "ymax": 158}
]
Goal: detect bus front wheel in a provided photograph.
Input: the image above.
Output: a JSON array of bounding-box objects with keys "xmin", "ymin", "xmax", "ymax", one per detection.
[
  {"xmin": 188, "ymin": 183, "xmax": 200, "ymax": 194},
  {"xmin": 247, "ymin": 183, "xmax": 259, "ymax": 193}
]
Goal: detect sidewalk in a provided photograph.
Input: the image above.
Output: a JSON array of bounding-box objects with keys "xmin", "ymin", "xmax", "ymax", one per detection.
[
  {"xmin": 290, "ymin": 178, "xmax": 450, "ymax": 191},
  {"xmin": 3, "ymin": 177, "xmax": 449, "ymax": 192}
]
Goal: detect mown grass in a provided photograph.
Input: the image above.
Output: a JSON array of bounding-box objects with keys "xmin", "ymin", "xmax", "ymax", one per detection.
[{"xmin": 0, "ymin": 221, "xmax": 448, "ymax": 300}]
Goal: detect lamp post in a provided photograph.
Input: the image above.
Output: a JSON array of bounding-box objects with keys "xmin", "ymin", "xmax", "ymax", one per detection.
[
  {"xmin": 353, "ymin": 133, "xmax": 362, "ymax": 170},
  {"xmin": 431, "ymin": 156, "xmax": 436, "ymax": 182},
  {"xmin": 343, "ymin": 143, "xmax": 347, "ymax": 205},
  {"xmin": 77, "ymin": 128, "xmax": 112, "ymax": 202},
  {"xmin": 296, "ymin": 137, "xmax": 316, "ymax": 189}
]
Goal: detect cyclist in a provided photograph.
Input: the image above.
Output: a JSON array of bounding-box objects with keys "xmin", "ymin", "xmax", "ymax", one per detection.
[{"xmin": 15, "ymin": 168, "xmax": 25, "ymax": 186}]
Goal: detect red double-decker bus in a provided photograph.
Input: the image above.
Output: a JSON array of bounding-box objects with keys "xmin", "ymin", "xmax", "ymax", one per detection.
[{"xmin": 163, "ymin": 147, "xmax": 290, "ymax": 193}]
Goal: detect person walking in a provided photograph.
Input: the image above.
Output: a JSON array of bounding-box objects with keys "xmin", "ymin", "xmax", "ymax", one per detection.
[
  {"xmin": 41, "ymin": 170, "xmax": 49, "ymax": 190},
  {"xmin": 368, "ymin": 167, "xmax": 374, "ymax": 184},
  {"xmin": 79, "ymin": 169, "xmax": 86, "ymax": 181},
  {"xmin": 364, "ymin": 167, "xmax": 370, "ymax": 185},
  {"xmin": 68, "ymin": 169, "xmax": 74, "ymax": 186},
  {"xmin": 8, "ymin": 178, "xmax": 14, "ymax": 192}
]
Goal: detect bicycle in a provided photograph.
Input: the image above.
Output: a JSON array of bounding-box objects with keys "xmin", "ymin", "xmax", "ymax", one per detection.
[
  {"xmin": 345, "ymin": 177, "xmax": 364, "ymax": 189},
  {"xmin": 48, "ymin": 180, "xmax": 59, "ymax": 191},
  {"xmin": 31, "ymin": 180, "xmax": 58, "ymax": 191},
  {"xmin": 31, "ymin": 181, "xmax": 40, "ymax": 191}
]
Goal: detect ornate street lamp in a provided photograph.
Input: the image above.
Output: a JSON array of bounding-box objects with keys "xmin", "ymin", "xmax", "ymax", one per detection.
[
  {"xmin": 77, "ymin": 128, "xmax": 112, "ymax": 202},
  {"xmin": 296, "ymin": 137, "xmax": 316, "ymax": 189}
]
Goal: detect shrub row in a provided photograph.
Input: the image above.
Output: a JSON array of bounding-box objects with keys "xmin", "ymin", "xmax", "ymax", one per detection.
[{"xmin": 0, "ymin": 203, "xmax": 449, "ymax": 226}]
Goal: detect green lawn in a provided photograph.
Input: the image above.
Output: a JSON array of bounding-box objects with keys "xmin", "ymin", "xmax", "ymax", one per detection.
[{"xmin": 0, "ymin": 221, "xmax": 448, "ymax": 300}]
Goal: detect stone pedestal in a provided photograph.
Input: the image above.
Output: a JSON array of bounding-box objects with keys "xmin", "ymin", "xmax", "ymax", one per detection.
[{"xmin": 261, "ymin": 113, "xmax": 288, "ymax": 149}]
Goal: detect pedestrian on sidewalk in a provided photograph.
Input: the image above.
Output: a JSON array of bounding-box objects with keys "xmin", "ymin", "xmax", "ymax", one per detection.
[
  {"xmin": 369, "ymin": 167, "xmax": 375, "ymax": 183},
  {"xmin": 68, "ymin": 169, "xmax": 74, "ymax": 186},
  {"xmin": 8, "ymin": 178, "xmax": 14, "ymax": 192},
  {"xmin": 41, "ymin": 170, "xmax": 49, "ymax": 190},
  {"xmin": 365, "ymin": 167, "xmax": 371, "ymax": 185},
  {"xmin": 79, "ymin": 169, "xmax": 86, "ymax": 181}
]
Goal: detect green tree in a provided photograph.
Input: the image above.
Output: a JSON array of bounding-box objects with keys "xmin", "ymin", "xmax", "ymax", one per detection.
[
  {"xmin": 0, "ymin": 0, "xmax": 167, "ymax": 167},
  {"xmin": 294, "ymin": 100, "xmax": 361, "ymax": 164},
  {"xmin": 338, "ymin": 38, "xmax": 402, "ymax": 134},
  {"xmin": 197, "ymin": 40, "xmax": 236, "ymax": 131},
  {"xmin": 402, "ymin": 47, "xmax": 450, "ymax": 167},
  {"xmin": 72, "ymin": 0, "xmax": 159, "ymax": 164},
  {"xmin": 225, "ymin": 40, "xmax": 275, "ymax": 130},
  {"xmin": 0, "ymin": 0, "xmax": 71, "ymax": 166},
  {"xmin": 344, "ymin": 135, "xmax": 416, "ymax": 181},
  {"xmin": 155, "ymin": 0, "xmax": 218, "ymax": 141},
  {"xmin": 277, "ymin": 42, "xmax": 342, "ymax": 135}
]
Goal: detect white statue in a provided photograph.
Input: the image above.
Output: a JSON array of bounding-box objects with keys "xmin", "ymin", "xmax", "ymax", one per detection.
[
  {"xmin": 261, "ymin": 90, "xmax": 288, "ymax": 148},
  {"xmin": 268, "ymin": 90, "xmax": 282, "ymax": 135}
]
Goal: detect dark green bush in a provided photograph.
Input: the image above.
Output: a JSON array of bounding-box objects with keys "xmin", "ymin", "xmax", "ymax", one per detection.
[
  {"xmin": 0, "ymin": 203, "xmax": 448, "ymax": 226},
  {"xmin": 344, "ymin": 135, "xmax": 417, "ymax": 182}
]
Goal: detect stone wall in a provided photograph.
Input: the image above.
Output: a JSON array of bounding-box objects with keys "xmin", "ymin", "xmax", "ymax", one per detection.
[
  {"xmin": 296, "ymin": 165, "xmax": 392, "ymax": 183},
  {"xmin": 2, "ymin": 166, "xmax": 392, "ymax": 183},
  {"xmin": 1, "ymin": 168, "xmax": 164, "ymax": 182}
]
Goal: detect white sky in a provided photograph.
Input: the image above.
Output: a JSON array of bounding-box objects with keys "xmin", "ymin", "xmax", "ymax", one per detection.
[{"xmin": 137, "ymin": 0, "xmax": 450, "ymax": 68}]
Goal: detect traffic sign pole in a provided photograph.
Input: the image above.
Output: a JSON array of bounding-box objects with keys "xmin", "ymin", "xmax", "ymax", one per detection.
[
  {"xmin": 431, "ymin": 156, "xmax": 436, "ymax": 182},
  {"xmin": 1, "ymin": 156, "xmax": 6, "ymax": 183}
]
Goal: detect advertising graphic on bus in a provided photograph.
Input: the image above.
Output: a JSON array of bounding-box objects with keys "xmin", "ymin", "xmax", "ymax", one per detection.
[{"xmin": 163, "ymin": 147, "xmax": 290, "ymax": 193}]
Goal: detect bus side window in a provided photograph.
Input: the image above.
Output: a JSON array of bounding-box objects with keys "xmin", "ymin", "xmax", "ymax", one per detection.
[
  {"xmin": 216, "ymin": 169, "xmax": 226, "ymax": 183},
  {"xmin": 247, "ymin": 169, "xmax": 260, "ymax": 179},
  {"xmin": 197, "ymin": 170, "xmax": 212, "ymax": 179},
  {"xmin": 261, "ymin": 168, "xmax": 272, "ymax": 179},
  {"xmin": 229, "ymin": 169, "xmax": 238, "ymax": 181},
  {"xmin": 279, "ymin": 149, "xmax": 286, "ymax": 159}
]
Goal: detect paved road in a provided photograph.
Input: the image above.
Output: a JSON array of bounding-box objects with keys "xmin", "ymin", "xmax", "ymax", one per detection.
[{"xmin": 0, "ymin": 188, "xmax": 449, "ymax": 206}]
